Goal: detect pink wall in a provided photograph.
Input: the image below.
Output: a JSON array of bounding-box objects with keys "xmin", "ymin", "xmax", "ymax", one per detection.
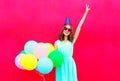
[{"xmin": 0, "ymin": 0, "xmax": 120, "ymax": 81}]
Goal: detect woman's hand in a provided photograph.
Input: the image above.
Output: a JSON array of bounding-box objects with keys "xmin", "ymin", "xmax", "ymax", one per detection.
[{"xmin": 85, "ymin": 4, "xmax": 90, "ymax": 12}]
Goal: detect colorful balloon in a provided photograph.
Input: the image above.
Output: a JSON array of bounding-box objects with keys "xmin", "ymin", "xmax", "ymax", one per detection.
[
  {"xmin": 48, "ymin": 50, "xmax": 63, "ymax": 67},
  {"xmin": 15, "ymin": 54, "xmax": 24, "ymax": 69},
  {"xmin": 24, "ymin": 40, "xmax": 37, "ymax": 54},
  {"xmin": 20, "ymin": 50, "xmax": 26, "ymax": 54},
  {"xmin": 36, "ymin": 58, "xmax": 53, "ymax": 74},
  {"xmin": 33, "ymin": 43, "xmax": 48, "ymax": 59},
  {"xmin": 45, "ymin": 43, "xmax": 55, "ymax": 55},
  {"xmin": 21, "ymin": 54, "xmax": 37, "ymax": 70}
]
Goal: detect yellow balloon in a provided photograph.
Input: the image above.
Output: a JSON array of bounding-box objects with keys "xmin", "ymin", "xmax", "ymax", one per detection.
[
  {"xmin": 21, "ymin": 54, "xmax": 37, "ymax": 70},
  {"xmin": 46, "ymin": 43, "xmax": 55, "ymax": 55}
]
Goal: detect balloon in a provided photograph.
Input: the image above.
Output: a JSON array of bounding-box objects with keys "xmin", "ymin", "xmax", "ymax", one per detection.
[
  {"xmin": 15, "ymin": 54, "xmax": 24, "ymax": 69},
  {"xmin": 20, "ymin": 50, "xmax": 26, "ymax": 54},
  {"xmin": 36, "ymin": 58, "xmax": 53, "ymax": 74},
  {"xmin": 33, "ymin": 43, "xmax": 48, "ymax": 59},
  {"xmin": 48, "ymin": 50, "xmax": 63, "ymax": 67},
  {"xmin": 21, "ymin": 54, "xmax": 37, "ymax": 70},
  {"xmin": 45, "ymin": 43, "xmax": 55, "ymax": 55},
  {"xmin": 24, "ymin": 40, "xmax": 37, "ymax": 54}
]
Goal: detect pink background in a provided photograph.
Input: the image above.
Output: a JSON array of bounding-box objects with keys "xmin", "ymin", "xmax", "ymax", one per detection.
[{"xmin": 0, "ymin": 0, "xmax": 120, "ymax": 81}]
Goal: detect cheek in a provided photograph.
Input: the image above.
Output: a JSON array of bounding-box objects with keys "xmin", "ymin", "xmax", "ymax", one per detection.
[
  {"xmin": 63, "ymin": 30, "xmax": 66, "ymax": 34},
  {"xmin": 63, "ymin": 30, "xmax": 66, "ymax": 33}
]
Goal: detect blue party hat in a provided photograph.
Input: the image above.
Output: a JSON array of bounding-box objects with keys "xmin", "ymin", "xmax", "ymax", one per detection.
[{"xmin": 65, "ymin": 17, "xmax": 70, "ymax": 25}]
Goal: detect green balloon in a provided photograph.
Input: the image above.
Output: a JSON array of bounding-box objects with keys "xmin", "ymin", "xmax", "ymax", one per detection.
[
  {"xmin": 48, "ymin": 50, "xmax": 63, "ymax": 67},
  {"xmin": 20, "ymin": 50, "xmax": 26, "ymax": 54}
]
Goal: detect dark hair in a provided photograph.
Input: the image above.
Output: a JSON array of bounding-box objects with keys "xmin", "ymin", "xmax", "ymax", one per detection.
[{"xmin": 59, "ymin": 24, "xmax": 74, "ymax": 42}]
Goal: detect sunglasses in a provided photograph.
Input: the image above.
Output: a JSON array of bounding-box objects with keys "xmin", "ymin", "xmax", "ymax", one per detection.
[{"xmin": 64, "ymin": 27, "xmax": 71, "ymax": 31}]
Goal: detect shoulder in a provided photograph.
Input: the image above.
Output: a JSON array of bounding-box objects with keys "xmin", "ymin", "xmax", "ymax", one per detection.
[
  {"xmin": 54, "ymin": 40, "xmax": 60, "ymax": 49},
  {"xmin": 68, "ymin": 40, "xmax": 74, "ymax": 46},
  {"xmin": 55, "ymin": 40, "xmax": 60, "ymax": 44}
]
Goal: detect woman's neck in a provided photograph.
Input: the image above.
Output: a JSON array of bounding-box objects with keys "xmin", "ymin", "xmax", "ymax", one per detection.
[{"xmin": 63, "ymin": 36, "xmax": 68, "ymax": 41}]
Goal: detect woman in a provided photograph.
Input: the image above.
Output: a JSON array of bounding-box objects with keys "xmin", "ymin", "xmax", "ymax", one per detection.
[{"xmin": 54, "ymin": 4, "xmax": 90, "ymax": 81}]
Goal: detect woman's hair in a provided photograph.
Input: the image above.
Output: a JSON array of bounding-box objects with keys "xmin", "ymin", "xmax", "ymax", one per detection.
[{"xmin": 59, "ymin": 24, "xmax": 74, "ymax": 42}]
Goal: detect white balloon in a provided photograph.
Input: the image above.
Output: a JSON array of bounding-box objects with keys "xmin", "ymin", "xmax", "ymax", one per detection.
[
  {"xmin": 15, "ymin": 54, "xmax": 24, "ymax": 69},
  {"xmin": 33, "ymin": 43, "xmax": 49, "ymax": 59}
]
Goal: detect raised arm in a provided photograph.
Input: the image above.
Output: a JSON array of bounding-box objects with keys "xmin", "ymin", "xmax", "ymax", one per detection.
[{"xmin": 72, "ymin": 4, "xmax": 90, "ymax": 45}]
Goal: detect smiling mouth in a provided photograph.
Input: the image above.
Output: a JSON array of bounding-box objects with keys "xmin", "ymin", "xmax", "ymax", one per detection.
[{"xmin": 65, "ymin": 31, "xmax": 69, "ymax": 34}]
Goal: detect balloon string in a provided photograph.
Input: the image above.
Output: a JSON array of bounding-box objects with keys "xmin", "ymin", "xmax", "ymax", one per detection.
[{"xmin": 40, "ymin": 75, "xmax": 45, "ymax": 81}]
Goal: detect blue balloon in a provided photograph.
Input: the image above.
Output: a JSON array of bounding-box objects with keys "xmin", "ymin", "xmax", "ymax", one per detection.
[
  {"xmin": 36, "ymin": 58, "xmax": 53, "ymax": 74},
  {"xmin": 24, "ymin": 40, "xmax": 37, "ymax": 54}
]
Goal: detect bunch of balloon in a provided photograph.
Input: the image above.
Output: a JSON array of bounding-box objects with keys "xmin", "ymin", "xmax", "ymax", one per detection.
[
  {"xmin": 15, "ymin": 40, "xmax": 64, "ymax": 81},
  {"xmin": 15, "ymin": 40, "xmax": 38, "ymax": 71}
]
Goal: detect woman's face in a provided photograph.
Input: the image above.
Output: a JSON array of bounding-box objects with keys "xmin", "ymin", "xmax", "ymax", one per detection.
[{"xmin": 63, "ymin": 25, "xmax": 71, "ymax": 36}]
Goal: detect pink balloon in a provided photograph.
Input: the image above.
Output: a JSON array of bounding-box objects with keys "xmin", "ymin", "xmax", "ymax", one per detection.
[
  {"xmin": 15, "ymin": 54, "xmax": 24, "ymax": 69},
  {"xmin": 33, "ymin": 43, "xmax": 48, "ymax": 59}
]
